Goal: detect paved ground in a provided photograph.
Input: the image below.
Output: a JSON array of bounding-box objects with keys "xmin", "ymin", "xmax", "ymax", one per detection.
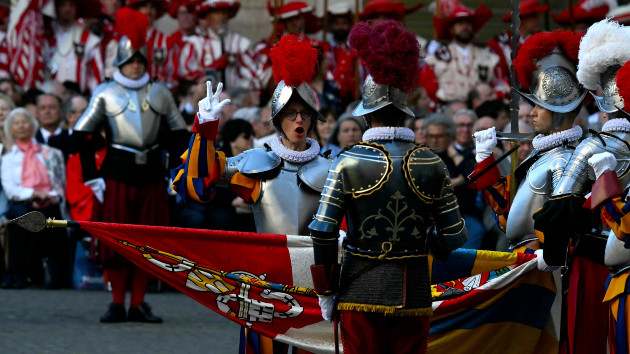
[{"xmin": 0, "ymin": 288, "xmax": 241, "ymax": 353}]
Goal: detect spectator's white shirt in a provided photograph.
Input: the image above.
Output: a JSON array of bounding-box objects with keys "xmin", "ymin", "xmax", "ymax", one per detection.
[{"xmin": 1, "ymin": 142, "xmax": 58, "ymax": 201}]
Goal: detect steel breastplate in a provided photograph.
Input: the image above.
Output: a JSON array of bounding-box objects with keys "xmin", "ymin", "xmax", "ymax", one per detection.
[
  {"xmin": 252, "ymin": 159, "xmax": 330, "ymax": 236},
  {"xmin": 506, "ymin": 147, "xmax": 572, "ymax": 244},
  {"xmin": 106, "ymin": 85, "xmax": 162, "ymax": 150},
  {"xmin": 554, "ymin": 132, "xmax": 630, "ymax": 196}
]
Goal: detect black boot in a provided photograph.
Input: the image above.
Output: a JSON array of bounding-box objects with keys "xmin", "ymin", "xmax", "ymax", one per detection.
[
  {"xmin": 127, "ymin": 302, "xmax": 162, "ymax": 323},
  {"xmin": 100, "ymin": 303, "xmax": 126, "ymax": 323},
  {"xmin": 0, "ymin": 274, "xmax": 13, "ymax": 289}
]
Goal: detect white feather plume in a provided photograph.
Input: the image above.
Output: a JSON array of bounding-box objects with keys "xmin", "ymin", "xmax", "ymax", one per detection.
[{"xmin": 577, "ymin": 18, "xmax": 630, "ymax": 90}]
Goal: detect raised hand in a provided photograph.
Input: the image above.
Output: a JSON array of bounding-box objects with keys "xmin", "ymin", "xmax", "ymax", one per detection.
[
  {"xmin": 198, "ymin": 81, "xmax": 232, "ymax": 123},
  {"xmin": 474, "ymin": 127, "xmax": 497, "ymax": 163}
]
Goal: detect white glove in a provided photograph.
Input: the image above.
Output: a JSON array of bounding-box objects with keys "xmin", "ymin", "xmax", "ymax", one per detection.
[
  {"xmin": 474, "ymin": 127, "xmax": 497, "ymax": 163},
  {"xmin": 85, "ymin": 178, "xmax": 106, "ymax": 203},
  {"xmin": 198, "ymin": 81, "xmax": 232, "ymax": 124},
  {"xmin": 588, "ymin": 152, "xmax": 617, "ymax": 180},
  {"xmin": 318, "ymin": 296, "xmax": 335, "ymax": 322},
  {"xmin": 534, "ymin": 249, "xmax": 558, "ymax": 272}
]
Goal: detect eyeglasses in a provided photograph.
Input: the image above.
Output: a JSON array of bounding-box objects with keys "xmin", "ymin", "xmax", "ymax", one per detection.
[
  {"xmin": 282, "ymin": 110, "xmax": 314, "ymax": 121},
  {"xmin": 456, "ymin": 123, "xmax": 474, "ymax": 129}
]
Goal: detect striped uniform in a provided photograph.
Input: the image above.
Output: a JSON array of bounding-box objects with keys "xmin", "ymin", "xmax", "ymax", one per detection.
[
  {"xmin": 49, "ymin": 23, "xmax": 104, "ymax": 92},
  {"xmin": 146, "ymin": 27, "xmax": 168, "ymax": 82}
]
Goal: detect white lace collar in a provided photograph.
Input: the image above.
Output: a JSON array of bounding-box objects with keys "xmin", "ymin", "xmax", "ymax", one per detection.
[
  {"xmin": 362, "ymin": 127, "xmax": 415, "ymax": 142},
  {"xmin": 270, "ymin": 136, "xmax": 320, "ymax": 164},
  {"xmin": 532, "ymin": 125, "xmax": 582, "ymax": 151},
  {"xmin": 113, "ymin": 71, "xmax": 150, "ymax": 89},
  {"xmin": 602, "ymin": 118, "xmax": 630, "ymax": 133}
]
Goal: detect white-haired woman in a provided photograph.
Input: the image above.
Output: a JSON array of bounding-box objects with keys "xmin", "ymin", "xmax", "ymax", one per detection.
[{"xmin": 0, "ymin": 108, "xmax": 66, "ymax": 289}]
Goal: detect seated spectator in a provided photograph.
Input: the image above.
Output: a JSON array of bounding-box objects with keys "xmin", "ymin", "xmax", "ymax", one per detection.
[
  {"xmin": 326, "ymin": 113, "xmax": 365, "ymax": 158},
  {"xmin": 311, "ymin": 47, "xmax": 343, "ymax": 114},
  {"xmin": 0, "ymin": 93, "xmax": 15, "ymax": 152},
  {"xmin": 0, "ymin": 78, "xmax": 21, "ymax": 106},
  {"xmin": 408, "ymin": 116, "xmax": 426, "ymax": 145},
  {"xmin": 62, "ymin": 95, "xmax": 88, "ymax": 133},
  {"xmin": 467, "ymin": 83, "xmax": 497, "ymax": 110},
  {"xmin": 408, "ymin": 86, "xmax": 433, "ymax": 118},
  {"xmin": 1, "ymin": 108, "xmax": 66, "ymax": 289},
  {"xmin": 475, "ymin": 99, "xmax": 510, "ymax": 132},
  {"xmin": 315, "ymin": 107, "xmax": 338, "ymax": 153}
]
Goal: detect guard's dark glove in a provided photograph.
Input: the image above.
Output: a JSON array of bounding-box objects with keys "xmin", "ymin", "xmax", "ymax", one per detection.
[{"xmin": 533, "ymin": 195, "xmax": 596, "ymax": 266}]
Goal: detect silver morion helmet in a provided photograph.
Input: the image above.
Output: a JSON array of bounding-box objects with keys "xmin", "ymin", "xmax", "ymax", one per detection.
[
  {"xmin": 112, "ymin": 35, "xmax": 149, "ymax": 68},
  {"xmin": 353, "ymin": 75, "xmax": 414, "ymax": 117},
  {"xmin": 269, "ymin": 80, "xmax": 325, "ymax": 122},
  {"xmin": 512, "ymin": 47, "xmax": 587, "ymax": 114},
  {"xmin": 591, "ymin": 65, "xmax": 625, "ymax": 116}
]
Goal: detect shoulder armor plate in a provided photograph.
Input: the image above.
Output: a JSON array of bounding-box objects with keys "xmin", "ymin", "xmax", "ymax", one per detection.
[
  {"xmin": 236, "ymin": 148, "xmax": 282, "ymax": 175},
  {"xmin": 298, "ymin": 155, "xmax": 333, "ymax": 192},
  {"xmin": 404, "ymin": 145, "xmax": 452, "ymax": 203},
  {"xmin": 100, "ymin": 82, "xmax": 129, "ymax": 116},
  {"xmin": 146, "ymin": 82, "xmax": 171, "ymax": 115},
  {"xmin": 332, "ymin": 142, "xmax": 392, "ymax": 197}
]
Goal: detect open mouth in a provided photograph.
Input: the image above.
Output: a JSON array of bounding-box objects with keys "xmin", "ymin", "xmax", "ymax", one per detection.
[{"xmin": 295, "ymin": 127, "xmax": 304, "ymax": 134}]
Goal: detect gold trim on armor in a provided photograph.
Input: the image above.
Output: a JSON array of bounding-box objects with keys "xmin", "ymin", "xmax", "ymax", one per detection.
[
  {"xmin": 346, "ymin": 142, "xmax": 393, "ymax": 198},
  {"xmin": 345, "ymin": 249, "xmax": 428, "ymax": 260},
  {"xmin": 314, "ymin": 215, "xmax": 340, "ymax": 224},
  {"xmin": 337, "ymin": 302, "xmax": 433, "ymax": 316}
]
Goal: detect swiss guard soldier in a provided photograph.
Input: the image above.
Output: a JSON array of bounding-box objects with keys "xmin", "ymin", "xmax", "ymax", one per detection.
[
  {"xmin": 533, "ymin": 19, "xmax": 630, "ymax": 354},
  {"xmin": 553, "ymin": 0, "xmax": 614, "ymax": 34},
  {"xmin": 308, "ymin": 20, "xmax": 467, "ymax": 354},
  {"xmin": 469, "ymin": 30, "xmax": 586, "ymax": 256},
  {"xmin": 73, "ymin": 7, "xmax": 188, "ymax": 323},
  {"xmin": 171, "ymin": 34, "xmax": 333, "ymax": 352},
  {"xmin": 585, "ymin": 59, "xmax": 630, "ymax": 350}
]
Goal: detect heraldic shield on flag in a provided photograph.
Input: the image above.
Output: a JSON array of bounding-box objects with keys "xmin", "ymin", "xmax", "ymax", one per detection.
[{"xmin": 77, "ymin": 221, "xmax": 560, "ymax": 354}]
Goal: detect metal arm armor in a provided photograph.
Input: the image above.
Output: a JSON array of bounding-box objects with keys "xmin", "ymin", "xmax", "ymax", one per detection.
[
  {"xmin": 146, "ymin": 82, "xmax": 187, "ymax": 131},
  {"xmin": 553, "ymin": 132, "xmax": 630, "ymax": 196},
  {"xmin": 74, "ymin": 81, "xmax": 125, "ymax": 133},
  {"xmin": 404, "ymin": 146, "xmax": 467, "ymax": 250}
]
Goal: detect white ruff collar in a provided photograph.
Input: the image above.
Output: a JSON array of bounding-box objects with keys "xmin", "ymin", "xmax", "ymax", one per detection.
[
  {"xmin": 113, "ymin": 71, "xmax": 150, "ymax": 89},
  {"xmin": 362, "ymin": 127, "xmax": 415, "ymax": 142},
  {"xmin": 602, "ymin": 118, "xmax": 630, "ymax": 133},
  {"xmin": 270, "ymin": 136, "xmax": 320, "ymax": 164},
  {"xmin": 532, "ymin": 126, "xmax": 582, "ymax": 151}
]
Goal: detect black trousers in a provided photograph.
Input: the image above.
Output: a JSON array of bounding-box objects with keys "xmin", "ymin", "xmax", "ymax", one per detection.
[{"xmin": 5, "ymin": 201, "xmax": 66, "ymax": 286}]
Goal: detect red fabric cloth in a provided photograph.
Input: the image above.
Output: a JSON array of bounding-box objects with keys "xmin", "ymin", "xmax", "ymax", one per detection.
[
  {"xmin": 97, "ymin": 179, "xmax": 170, "ymax": 266},
  {"xmin": 66, "ymin": 148, "xmax": 107, "ymax": 221},
  {"xmin": 562, "ymin": 255, "xmax": 609, "ymax": 354},
  {"xmin": 16, "ymin": 140, "xmax": 51, "ymax": 193},
  {"xmin": 340, "ymin": 311, "xmax": 430, "ymax": 354}
]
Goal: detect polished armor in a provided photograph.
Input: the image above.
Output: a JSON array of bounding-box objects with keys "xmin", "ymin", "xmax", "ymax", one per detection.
[
  {"xmin": 75, "ymin": 80, "xmax": 185, "ymax": 151},
  {"xmin": 506, "ymin": 146, "xmax": 574, "ymax": 247},
  {"xmin": 310, "ymin": 141, "xmax": 466, "ymax": 310},
  {"xmin": 221, "ymin": 147, "xmax": 331, "ymax": 235},
  {"xmin": 554, "ymin": 132, "xmax": 630, "ymax": 196},
  {"xmin": 270, "ymin": 81, "xmax": 325, "ymax": 122}
]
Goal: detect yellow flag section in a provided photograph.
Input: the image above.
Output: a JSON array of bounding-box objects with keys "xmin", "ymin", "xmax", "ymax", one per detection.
[{"xmin": 428, "ymin": 249, "xmax": 559, "ymax": 353}]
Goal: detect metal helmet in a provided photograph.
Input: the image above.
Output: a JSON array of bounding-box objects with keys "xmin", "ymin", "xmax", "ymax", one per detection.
[
  {"xmin": 590, "ymin": 65, "xmax": 625, "ymax": 117},
  {"xmin": 512, "ymin": 47, "xmax": 587, "ymax": 116},
  {"xmin": 352, "ymin": 75, "xmax": 414, "ymax": 118},
  {"xmin": 269, "ymin": 80, "xmax": 325, "ymax": 122},
  {"xmin": 112, "ymin": 35, "xmax": 148, "ymax": 68}
]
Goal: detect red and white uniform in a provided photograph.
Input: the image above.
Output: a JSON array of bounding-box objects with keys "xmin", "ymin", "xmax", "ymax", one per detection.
[
  {"xmin": 49, "ymin": 22, "xmax": 104, "ymax": 92},
  {"xmin": 424, "ymin": 42, "xmax": 500, "ymax": 103},
  {"xmin": 100, "ymin": 21, "xmax": 118, "ymax": 79},
  {"xmin": 146, "ymin": 27, "xmax": 168, "ymax": 81},
  {"xmin": 0, "ymin": 31, "xmax": 10, "ymax": 80},
  {"xmin": 188, "ymin": 28, "xmax": 250, "ymax": 88},
  {"xmin": 169, "ymin": 30, "xmax": 204, "ymax": 84},
  {"xmin": 328, "ymin": 39, "xmax": 356, "ymax": 100}
]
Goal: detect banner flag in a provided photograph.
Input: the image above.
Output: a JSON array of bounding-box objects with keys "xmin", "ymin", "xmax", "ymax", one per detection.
[{"xmin": 79, "ymin": 221, "xmax": 559, "ymax": 353}]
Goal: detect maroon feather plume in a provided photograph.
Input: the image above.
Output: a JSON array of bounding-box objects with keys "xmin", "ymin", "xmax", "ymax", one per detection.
[
  {"xmin": 349, "ymin": 20, "xmax": 420, "ymax": 93},
  {"xmin": 514, "ymin": 30, "xmax": 582, "ymax": 90},
  {"xmin": 115, "ymin": 7, "xmax": 149, "ymax": 50},
  {"xmin": 269, "ymin": 34, "xmax": 318, "ymax": 87},
  {"xmin": 616, "ymin": 61, "xmax": 630, "ymax": 108}
]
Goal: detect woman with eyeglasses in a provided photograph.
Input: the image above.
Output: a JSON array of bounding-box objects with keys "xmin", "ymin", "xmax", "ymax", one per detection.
[{"xmin": 171, "ymin": 34, "xmax": 334, "ymax": 352}]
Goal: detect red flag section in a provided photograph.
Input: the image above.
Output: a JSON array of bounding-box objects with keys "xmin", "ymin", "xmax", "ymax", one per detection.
[{"xmin": 78, "ymin": 221, "xmax": 334, "ymax": 353}]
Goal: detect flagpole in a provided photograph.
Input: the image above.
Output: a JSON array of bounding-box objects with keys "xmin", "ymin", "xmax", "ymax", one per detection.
[{"xmin": 508, "ymin": 0, "xmax": 521, "ymax": 203}]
